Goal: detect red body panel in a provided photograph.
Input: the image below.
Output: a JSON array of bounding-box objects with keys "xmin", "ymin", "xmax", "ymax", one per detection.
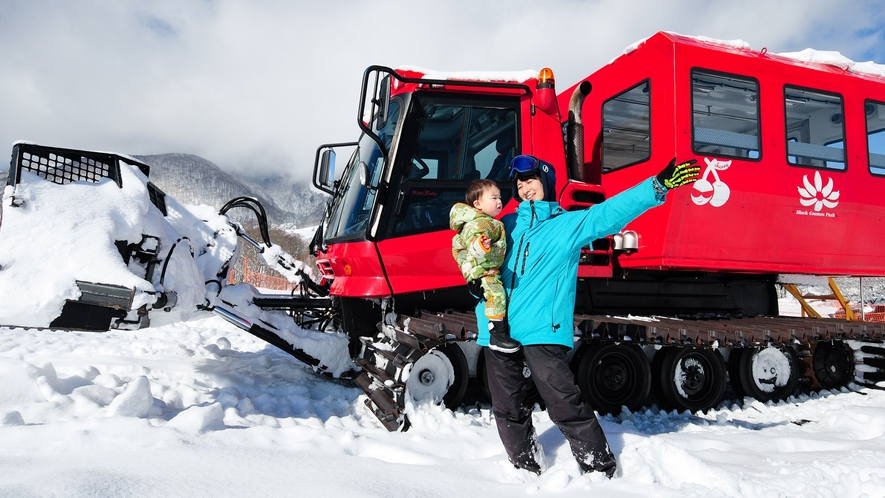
[
  {"xmin": 560, "ymin": 32, "xmax": 885, "ymax": 277},
  {"xmin": 320, "ymin": 241, "xmax": 391, "ymax": 298},
  {"xmin": 376, "ymin": 230, "xmax": 466, "ymax": 294}
]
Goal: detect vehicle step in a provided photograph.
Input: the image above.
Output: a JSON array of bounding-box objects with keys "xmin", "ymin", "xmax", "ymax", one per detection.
[
  {"xmin": 863, "ymin": 356, "xmax": 885, "ymax": 369},
  {"xmin": 860, "ymin": 345, "xmax": 885, "ymax": 356},
  {"xmin": 354, "ymin": 357, "xmax": 402, "ymax": 388},
  {"xmin": 360, "ymin": 340, "xmax": 414, "ymax": 368},
  {"xmin": 858, "ymin": 370, "xmax": 885, "ymax": 383},
  {"xmin": 354, "ymin": 371, "xmax": 403, "ymax": 431}
]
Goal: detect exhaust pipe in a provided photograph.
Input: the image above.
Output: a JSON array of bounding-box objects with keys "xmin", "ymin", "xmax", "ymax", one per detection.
[{"xmin": 566, "ymin": 81, "xmax": 592, "ymax": 182}]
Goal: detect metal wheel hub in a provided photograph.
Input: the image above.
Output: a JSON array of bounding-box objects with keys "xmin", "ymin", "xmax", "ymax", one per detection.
[
  {"xmin": 600, "ymin": 359, "xmax": 628, "ymax": 391},
  {"xmin": 406, "ymin": 350, "xmax": 454, "ymax": 405},
  {"xmin": 677, "ymin": 357, "xmax": 707, "ymax": 396},
  {"xmin": 751, "ymin": 347, "xmax": 791, "ymax": 392},
  {"xmin": 418, "ymin": 368, "xmax": 435, "ymax": 385}
]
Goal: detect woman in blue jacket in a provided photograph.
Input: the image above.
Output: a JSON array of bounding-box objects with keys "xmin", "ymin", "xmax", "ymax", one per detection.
[{"xmin": 478, "ymin": 154, "xmax": 698, "ymax": 477}]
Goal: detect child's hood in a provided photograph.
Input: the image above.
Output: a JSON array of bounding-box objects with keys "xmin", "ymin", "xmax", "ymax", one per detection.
[{"xmin": 449, "ymin": 202, "xmax": 484, "ymax": 231}]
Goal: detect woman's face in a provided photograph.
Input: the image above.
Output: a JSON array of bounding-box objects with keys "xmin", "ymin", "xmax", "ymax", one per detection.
[{"xmin": 516, "ymin": 177, "xmax": 544, "ymax": 202}]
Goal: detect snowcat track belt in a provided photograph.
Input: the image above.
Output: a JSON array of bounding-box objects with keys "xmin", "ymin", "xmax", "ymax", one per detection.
[
  {"xmin": 357, "ymin": 311, "xmax": 885, "ymax": 431},
  {"xmin": 574, "ymin": 314, "xmax": 885, "ymax": 345}
]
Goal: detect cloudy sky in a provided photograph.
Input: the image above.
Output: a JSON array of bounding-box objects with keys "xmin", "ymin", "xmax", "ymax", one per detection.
[{"xmin": 2, "ymin": 0, "xmax": 884, "ymax": 182}]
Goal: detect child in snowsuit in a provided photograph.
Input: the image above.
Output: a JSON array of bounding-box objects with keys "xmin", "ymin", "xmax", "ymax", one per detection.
[{"xmin": 450, "ymin": 179, "xmax": 521, "ymax": 353}]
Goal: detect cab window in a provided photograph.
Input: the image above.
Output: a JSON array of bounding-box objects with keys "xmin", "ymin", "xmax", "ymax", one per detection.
[
  {"xmin": 784, "ymin": 86, "xmax": 846, "ymax": 171},
  {"xmin": 602, "ymin": 80, "xmax": 650, "ymax": 172},
  {"xmin": 866, "ymin": 100, "xmax": 885, "ymax": 176},
  {"xmin": 387, "ymin": 96, "xmax": 519, "ymax": 237},
  {"xmin": 692, "ymin": 69, "xmax": 760, "ymax": 160}
]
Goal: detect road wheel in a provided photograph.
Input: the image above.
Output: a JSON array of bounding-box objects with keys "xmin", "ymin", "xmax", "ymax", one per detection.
[
  {"xmin": 735, "ymin": 345, "xmax": 800, "ymax": 402},
  {"xmin": 576, "ymin": 343, "xmax": 651, "ymax": 415},
  {"xmin": 812, "ymin": 340, "xmax": 854, "ymax": 389},
  {"xmin": 406, "ymin": 343, "xmax": 469, "ymax": 409},
  {"xmin": 654, "ymin": 346, "xmax": 726, "ymax": 413}
]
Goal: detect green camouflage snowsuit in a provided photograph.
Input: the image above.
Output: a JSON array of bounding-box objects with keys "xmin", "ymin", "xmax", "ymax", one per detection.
[{"xmin": 449, "ymin": 202, "xmax": 507, "ymax": 320}]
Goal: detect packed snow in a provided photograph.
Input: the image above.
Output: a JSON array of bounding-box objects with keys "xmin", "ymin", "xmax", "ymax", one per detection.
[{"xmin": 2, "ymin": 300, "xmax": 885, "ymax": 497}]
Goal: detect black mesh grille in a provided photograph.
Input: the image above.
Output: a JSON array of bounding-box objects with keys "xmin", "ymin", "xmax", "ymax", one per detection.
[
  {"xmin": 7, "ymin": 144, "xmax": 149, "ymax": 188},
  {"xmin": 147, "ymin": 181, "xmax": 168, "ymax": 216},
  {"xmin": 19, "ymin": 150, "xmax": 115, "ymax": 185}
]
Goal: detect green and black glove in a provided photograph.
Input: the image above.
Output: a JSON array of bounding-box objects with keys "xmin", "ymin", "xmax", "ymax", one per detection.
[{"xmin": 656, "ymin": 158, "xmax": 700, "ymax": 190}]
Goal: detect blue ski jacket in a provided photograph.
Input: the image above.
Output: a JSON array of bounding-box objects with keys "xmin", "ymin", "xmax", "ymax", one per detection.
[{"xmin": 475, "ymin": 177, "xmax": 666, "ymax": 348}]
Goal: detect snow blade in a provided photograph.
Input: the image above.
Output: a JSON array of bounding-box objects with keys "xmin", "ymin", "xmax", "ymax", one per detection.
[{"xmin": 49, "ymin": 281, "xmax": 135, "ymax": 331}]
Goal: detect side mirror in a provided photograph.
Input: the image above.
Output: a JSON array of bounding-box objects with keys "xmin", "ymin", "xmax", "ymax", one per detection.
[
  {"xmin": 319, "ymin": 149, "xmax": 335, "ymax": 190},
  {"xmin": 313, "ymin": 142, "xmax": 356, "ymax": 195}
]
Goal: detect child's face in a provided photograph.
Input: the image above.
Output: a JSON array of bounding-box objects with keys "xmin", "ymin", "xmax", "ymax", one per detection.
[{"xmin": 473, "ymin": 185, "xmax": 503, "ymax": 217}]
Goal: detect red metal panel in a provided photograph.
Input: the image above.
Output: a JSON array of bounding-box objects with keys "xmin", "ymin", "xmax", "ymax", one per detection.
[
  {"xmin": 319, "ymin": 241, "xmax": 392, "ymax": 298},
  {"xmin": 375, "ymin": 230, "xmax": 466, "ymax": 294},
  {"xmin": 530, "ymin": 99, "xmax": 568, "ymax": 196},
  {"xmin": 571, "ymin": 32, "xmax": 885, "ymax": 278}
]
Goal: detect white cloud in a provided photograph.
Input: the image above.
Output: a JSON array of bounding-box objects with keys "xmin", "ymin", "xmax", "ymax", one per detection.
[{"xmin": 0, "ymin": 0, "xmax": 883, "ymax": 181}]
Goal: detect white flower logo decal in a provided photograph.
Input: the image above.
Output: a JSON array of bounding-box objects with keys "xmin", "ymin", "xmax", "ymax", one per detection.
[{"xmin": 798, "ymin": 171, "xmax": 839, "ymax": 212}]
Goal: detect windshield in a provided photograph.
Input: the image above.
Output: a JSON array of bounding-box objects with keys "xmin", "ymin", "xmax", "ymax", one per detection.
[{"xmin": 325, "ymin": 100, "xmax": 401, "ymax": 241}]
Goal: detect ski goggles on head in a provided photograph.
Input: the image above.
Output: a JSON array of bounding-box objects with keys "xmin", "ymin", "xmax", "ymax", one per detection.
[{"xmin": 509, "ymin": 155, "xmax": 543, "ymax": 180}]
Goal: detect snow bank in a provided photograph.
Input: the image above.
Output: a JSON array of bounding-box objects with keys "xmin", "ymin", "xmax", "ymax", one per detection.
[{"xmin": 1, "ymin": 313, "xmax": 885, "ymax": 497}]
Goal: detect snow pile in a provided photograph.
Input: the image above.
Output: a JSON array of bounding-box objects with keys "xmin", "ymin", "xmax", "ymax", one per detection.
[
  {"xmin": 0, "ymin": 162, "xmax": 231, "ymax": 327},
  {"xmin": 617, "ymin": 32, "xmax": 885, "ymax": 80},
  {"xmin": 620, "ymin": 32, "xmax": 752, "ymax": 61},
  {"xmin": 778, "ymin": 48, "xmax": 855, "ymax": 70},
  {"xmin": 0, "ymin": 152, "xmax": 351, "ymax": 376},
  {"xmin": 778, "ymin": 48, "xmax": 885, "ymax": 79},
  {"xmin": 0, "ymin": 167, "xmax": 159, "ymax": 326}
]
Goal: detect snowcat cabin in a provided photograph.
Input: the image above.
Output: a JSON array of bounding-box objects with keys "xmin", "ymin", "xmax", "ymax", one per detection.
[
  {"xmin": 559, "ymin": 32, "xmax": 885, "ymax": 316},
  {"xmin": 312, "ymin": 66, "xmax": 572, "ymax": 317}
]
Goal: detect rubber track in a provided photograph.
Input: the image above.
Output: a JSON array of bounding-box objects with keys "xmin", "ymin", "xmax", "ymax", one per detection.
[
  {"xmin": 572, "ymin": 314, "xmax": 885, "ymax": 346},
  {"xmin": 355, "ymin": 311, "xmax": 885, "ymax": 431}
]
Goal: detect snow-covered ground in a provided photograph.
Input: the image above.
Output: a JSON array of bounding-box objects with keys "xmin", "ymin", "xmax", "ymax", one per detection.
[{"xmin": 1, "ymin": 297, "xmax": 885, "ymax": 497}]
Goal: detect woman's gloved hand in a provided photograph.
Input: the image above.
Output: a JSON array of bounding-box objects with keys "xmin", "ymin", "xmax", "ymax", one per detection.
[{"xmin": 656, "ymin": 158, "xmax": 700, "ymax": 189}]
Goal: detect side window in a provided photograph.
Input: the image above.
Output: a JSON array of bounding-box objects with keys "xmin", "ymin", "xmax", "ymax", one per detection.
[
  {"xmin": 866, "ymin": 100, "xmax": 885, "ymax": 176},
  {"xmin": 692, "ymin": 69, "xmax": 760, "ymax": 159},
  {"xmin": 784, "ymin": 86, "xmax": 845, "ymax": 171},
  {"xmin": 324, "ymin": 101, "xmax": 401, "ymax": 241},
  {"xmin": 390, "ymin": 98, "xmax": 519, "ymax": 236},
  {"xmin": 602, "ymin": 80, "xmax": 650, "ymax": 172}
]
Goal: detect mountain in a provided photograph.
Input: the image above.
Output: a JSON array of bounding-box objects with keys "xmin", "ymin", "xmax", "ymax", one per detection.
[
  {"xmin": 134, "ymin": 153, "xmax": 327, "ymax": 227},
  {"xmin": 239, "ymin": 172, "xmax": 329, "ymax": 227}
]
